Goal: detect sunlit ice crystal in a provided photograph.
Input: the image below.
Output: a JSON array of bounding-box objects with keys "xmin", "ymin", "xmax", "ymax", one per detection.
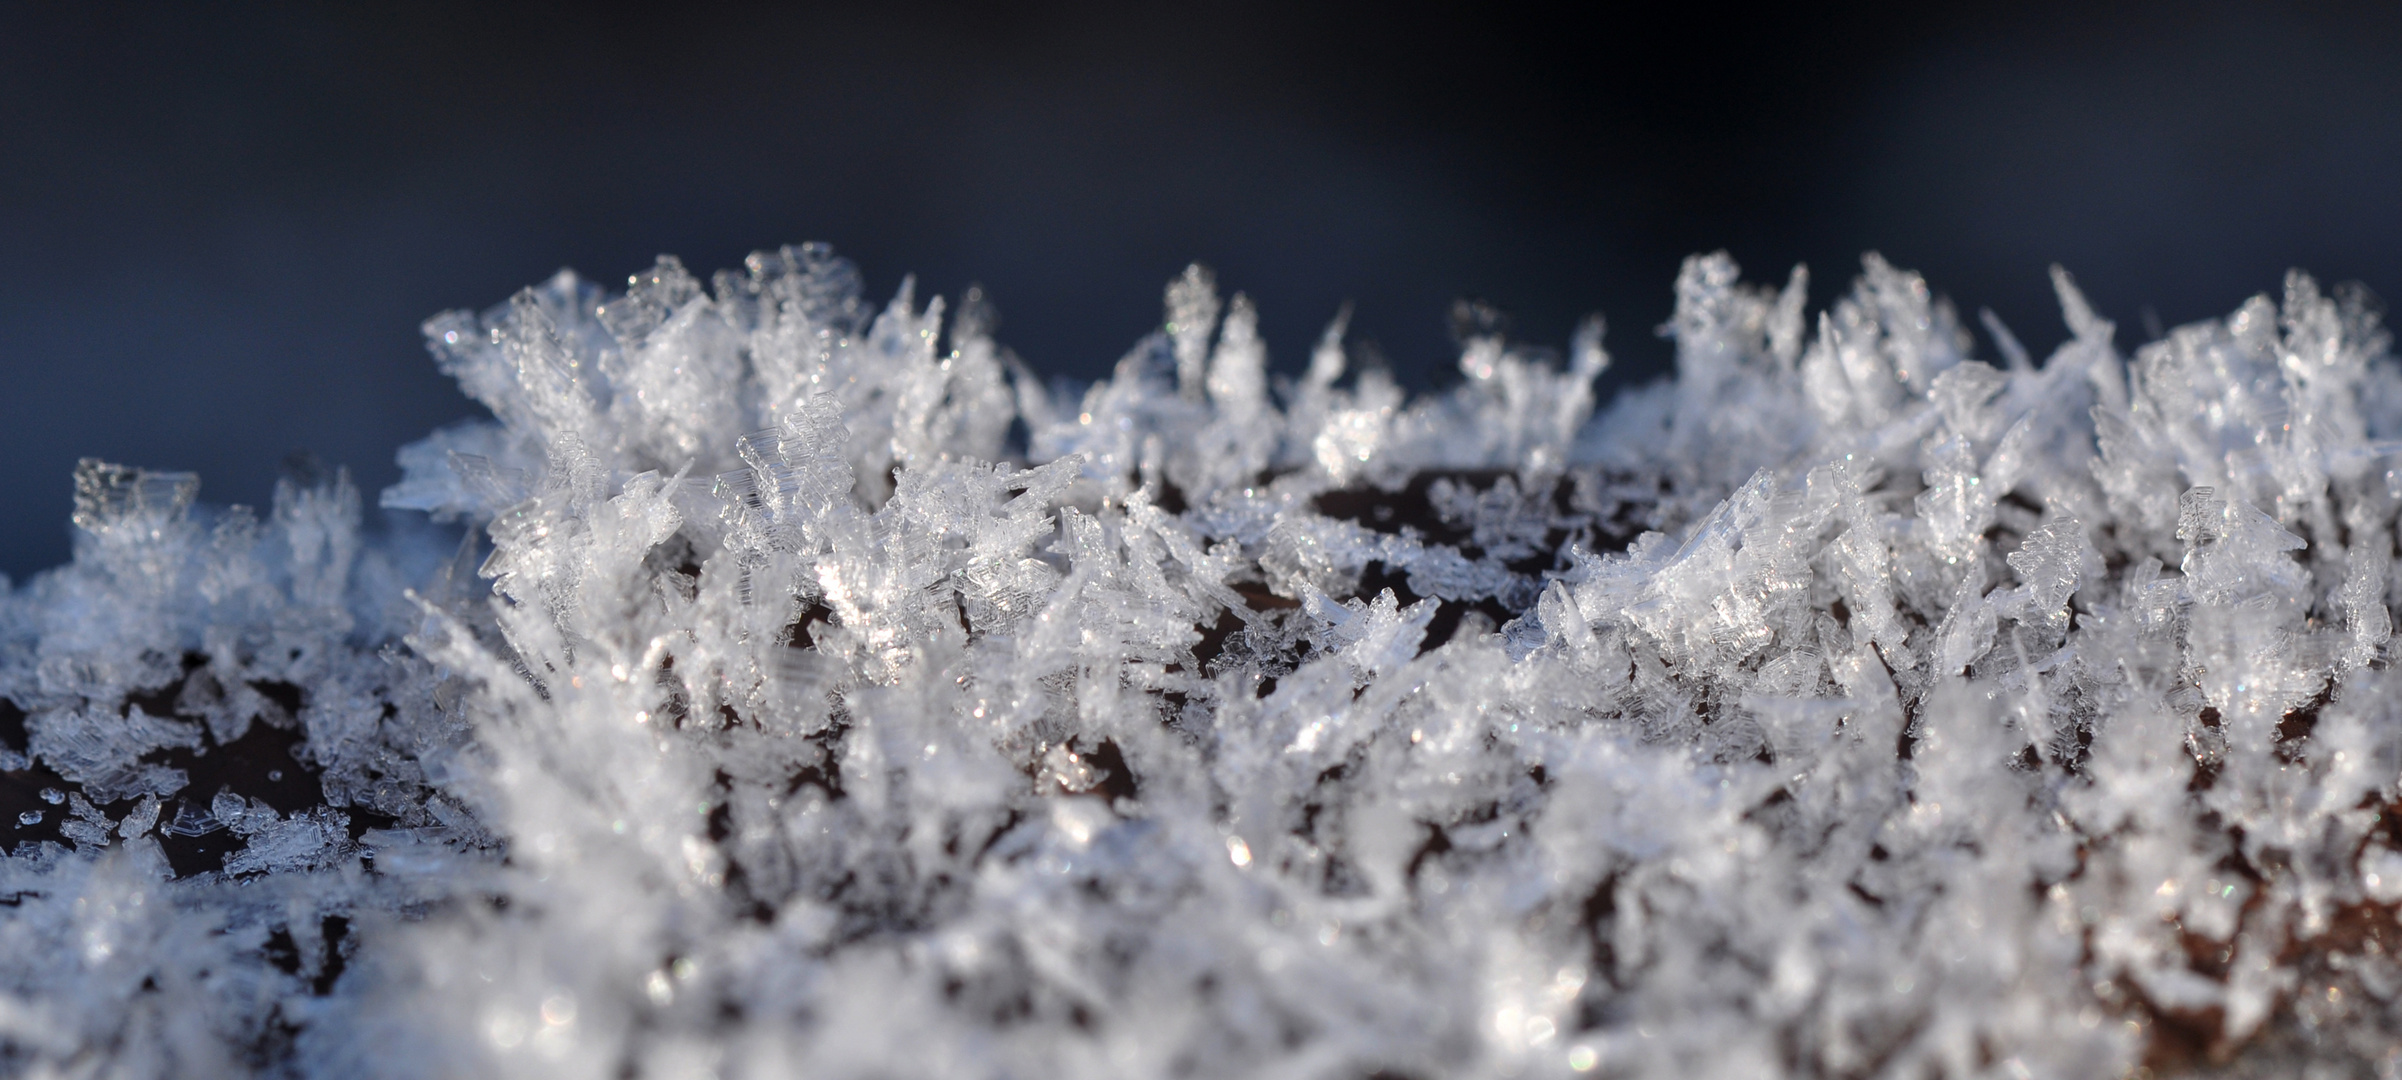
[{"xmin": 4, "ymin": 243, "xmax": 2402, "ymax": 1078}]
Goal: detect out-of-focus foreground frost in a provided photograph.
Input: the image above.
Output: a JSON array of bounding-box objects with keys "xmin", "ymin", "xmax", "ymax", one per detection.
[{"xmin": 5, "ymin": 245, "xmax": 2402, "ymax": 1078}]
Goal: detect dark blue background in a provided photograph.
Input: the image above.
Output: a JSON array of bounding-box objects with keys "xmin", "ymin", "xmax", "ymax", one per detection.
[{"xmin": 6, "ymin": 1, "xmax": 2402, "ymax": 577}]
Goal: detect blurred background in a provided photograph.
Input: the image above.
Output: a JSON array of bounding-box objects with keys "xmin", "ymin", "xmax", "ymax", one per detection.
[{"xmin": 5, "ymin": 0, "xmax": 2402, "ymax": 576}]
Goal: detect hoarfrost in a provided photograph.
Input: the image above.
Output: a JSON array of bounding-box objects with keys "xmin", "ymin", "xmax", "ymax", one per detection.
[{"xmin": 5, "ymin": 246, "xmax": 2402, "ymax": 1077}]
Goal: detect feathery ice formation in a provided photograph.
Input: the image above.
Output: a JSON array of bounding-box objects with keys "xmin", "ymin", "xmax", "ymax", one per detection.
[{"xmin": 5, "ymin": 245, "xmax": 2402, "ymax": 1078}]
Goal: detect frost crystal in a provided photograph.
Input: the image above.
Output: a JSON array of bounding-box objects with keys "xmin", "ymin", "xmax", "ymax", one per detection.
[{"xmin": 6, "ymin": 245, "xmax": 2402, "ymax": 1077}]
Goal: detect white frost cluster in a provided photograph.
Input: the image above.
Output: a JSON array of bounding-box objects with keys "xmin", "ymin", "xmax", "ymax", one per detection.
[{"xmin": 6, "ymin": 244, "xmax": 2402, "ymax": 1078}]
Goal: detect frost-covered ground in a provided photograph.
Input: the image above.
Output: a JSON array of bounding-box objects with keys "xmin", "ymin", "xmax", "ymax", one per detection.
[{"xmin": 5, "ymin": 245, "xmax": 2402, "ymax": 1078}]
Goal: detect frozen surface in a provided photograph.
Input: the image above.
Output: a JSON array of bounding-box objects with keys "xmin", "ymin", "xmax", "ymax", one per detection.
[{"xmin": 6, "ymin": 246, "xmax": 2402, "ymax": 1077}]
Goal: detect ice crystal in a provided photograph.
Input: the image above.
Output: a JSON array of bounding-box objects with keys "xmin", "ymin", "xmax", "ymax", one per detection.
[{"xmin": 5, "ymin": 243, "xmax": 2402, "ymax": 1078}]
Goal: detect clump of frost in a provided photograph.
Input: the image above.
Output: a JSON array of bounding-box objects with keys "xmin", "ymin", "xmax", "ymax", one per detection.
[{"xmin": 6, "ymin": 243, "xmax": 2402, "ymax": 1078}]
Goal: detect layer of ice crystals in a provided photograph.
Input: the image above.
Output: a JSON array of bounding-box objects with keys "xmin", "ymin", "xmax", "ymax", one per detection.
[{"xmin": 6, "ymin": 241, "xmax": 2402, "ymax": 1077}]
